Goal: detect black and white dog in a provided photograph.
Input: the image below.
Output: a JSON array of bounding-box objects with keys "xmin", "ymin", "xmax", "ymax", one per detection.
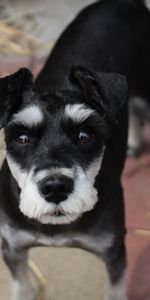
[
  {"xmin": 0, "ymin": 67, "xmax": 127, "ymax": 300},
  {"xmin": 1, "ymin": 0, "xmax": 149, "ymax": 299}
]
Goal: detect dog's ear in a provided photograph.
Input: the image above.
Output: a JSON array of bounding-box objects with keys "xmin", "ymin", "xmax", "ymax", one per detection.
[
  {"xmin": 72, "ymin": 66, "xmax": 128, "ymax": 119},
  {"xmin": 0, "ymin": 68, "xmax": 33, "ymax": 128}
]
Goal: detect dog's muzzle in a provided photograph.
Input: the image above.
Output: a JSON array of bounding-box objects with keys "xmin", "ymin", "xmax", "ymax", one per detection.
[{"xmin": 39, "ymin": 175, "xmax": 74, "ymax": 204}]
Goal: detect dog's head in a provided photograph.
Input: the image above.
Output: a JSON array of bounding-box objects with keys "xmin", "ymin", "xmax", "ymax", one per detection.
[{"xmin": 0, "ymin": 67, "xmax": 127, "ymax": 225}]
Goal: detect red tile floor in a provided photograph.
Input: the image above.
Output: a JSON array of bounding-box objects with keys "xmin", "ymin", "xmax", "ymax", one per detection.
[
  {"xmin": 123, "ymin": 151, "xmax": 150, "ymax": 300},
  {"xmin": 0, "ymin": 61, "xmax": 150, "ymax": 299}
]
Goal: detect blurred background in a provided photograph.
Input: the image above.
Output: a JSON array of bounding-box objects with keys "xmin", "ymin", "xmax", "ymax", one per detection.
[
  {"xmin": 0, "ymin": 1, "xmax": 150, "ymax": 300},
  {"xmin": 0, "ymin": 0, "xmax": 94, "ymax": 76}
]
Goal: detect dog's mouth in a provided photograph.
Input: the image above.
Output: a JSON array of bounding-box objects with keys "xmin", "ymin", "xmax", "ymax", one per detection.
[
  {"xmin": 36, "ymin": 207, "xmax": 81, "ymax": 224},
  {"xmin": 43, "ymin": 209, "xmax": 65, "ymax": 217},
  {"xmin": 51, "ymin": 211, "xmax": 64, "ymax": 217}
]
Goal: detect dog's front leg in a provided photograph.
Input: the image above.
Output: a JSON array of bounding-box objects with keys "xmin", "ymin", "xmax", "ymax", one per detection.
[
  {"xmin": 104, "ymin": 271, "xmax": 127, "ymax": 300},
  {"xmin": 104, "ymin": 244, "xmax": 127, "ymax": 300},
  {"xmin": 1, "ymin": 238, "xmax": 38, "ymax": 300}
]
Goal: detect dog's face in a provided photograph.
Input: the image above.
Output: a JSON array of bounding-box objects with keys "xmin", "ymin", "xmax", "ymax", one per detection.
[{"xmin": 0, "ymin": 67, "xmax": 127, "ymax": 225}]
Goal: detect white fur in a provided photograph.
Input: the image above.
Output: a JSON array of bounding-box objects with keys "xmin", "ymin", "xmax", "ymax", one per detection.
[
  {"xmin": 12, "ymin": 278, "xmax": 36, "ymax": 300},
  {"xmin": 39, "ymin": 152, "xmax": 104, "ymax": 225},
  {"xmin": 11, "ymin": 105, "xmax": 43, "ymax": 127},
  {"xmin": 39, "ymin": 212, "xmax": 79, "ymax": 225},
  {"xmin": 19, "ymin": 164, "xmax": 98, "ymax": 225},
  {"xmin": 20, "ymin": 169, "xmax": 55, "ymax": 219},
  {"xmin": 145, "ymin": 0, "xmax": 150, "ymax": 10},
  {"xmin": 104, "ymin": 273, "xmax": 127, "ymax": 300},
  {"xmin": 86, "ymin": 147, "xmax": 105, "ymax": 182},
  {"xmin": 59, "ymin": 162, "xmax": 101, "ymax": 215},
  {"xmin": 0, "ymin": 223, "xmax": 35, "ymax": 249},
  {"xmin": 7, "ymin": 154, "xmax": 27, "ymax": 189},
  {"xmin": 34, "ymin": 167, "xmax": 74, "ymax": 183},
  {"xmin": 6, "ymin": 149, "xmax": 104, "ymax": 225},
  {"xmin": 65, "ymin": 103, "xmax": 96, "ymax": 123},
  {"xmin": 74, "ymin": 232, "xmax": 114, "ymax": 255},
  {"xmin": 6, "ymin": 156, "xmax": 79, "ymax": 224}
]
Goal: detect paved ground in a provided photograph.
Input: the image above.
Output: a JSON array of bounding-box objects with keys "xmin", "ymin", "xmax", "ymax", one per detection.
[
  {"xmin": 0, "ymin": 1, "xmax": 150, "ymax": 299},
  {"xmin": 0, "ymin": 244, "xmax": 107, "ymax": 300}
]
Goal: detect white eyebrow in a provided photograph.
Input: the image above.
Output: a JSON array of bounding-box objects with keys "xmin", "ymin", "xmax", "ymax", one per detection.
[
  {"xmin": 11, "ymin": 104, "xmax": 43, "ymax": 127},
  {"xmin": 64, "ymin": 103, "xmax": 95, "ymax": 123}
]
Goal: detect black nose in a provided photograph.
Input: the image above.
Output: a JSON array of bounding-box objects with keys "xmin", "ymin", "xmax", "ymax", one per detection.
[{"xmin": 40, "ymin": 176, "xmax": 74, "ymax": 204}]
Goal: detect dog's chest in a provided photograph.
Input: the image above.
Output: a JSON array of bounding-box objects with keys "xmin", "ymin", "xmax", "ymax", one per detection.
[{"xmin": 0, "ymin": 222, "xmax": 114, "ymax": 255}]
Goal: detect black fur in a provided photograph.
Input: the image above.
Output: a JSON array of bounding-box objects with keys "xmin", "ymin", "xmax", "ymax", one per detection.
[
  {"xmin": 35, "ymin": 0, "xmax": 150, "ymax": 151},
  {"xmin": 0, "ymin": 69, "xmax": 33, "ymax": 128},
  {"xmin": 35, "ymin": 0, "xmax": 150, "ymax": 101}
]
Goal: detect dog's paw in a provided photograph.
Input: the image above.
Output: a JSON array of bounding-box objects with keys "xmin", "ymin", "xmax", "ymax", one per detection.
[
  {"xmin": 11, "ymin": 280, "xmax": 38, "ymax": 300},
  {"xmin": 11, "ymin": 269, "xmax": 46, "ymax": 300}
]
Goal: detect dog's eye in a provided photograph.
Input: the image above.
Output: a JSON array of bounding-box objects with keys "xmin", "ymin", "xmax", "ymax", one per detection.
[
  {"xmin": 16, "ymin": 134, "xmax": 30, "ymax": 145},
  {"xmin": 78, "ymin": 130, "xmax": 93, "ymax": 144}
]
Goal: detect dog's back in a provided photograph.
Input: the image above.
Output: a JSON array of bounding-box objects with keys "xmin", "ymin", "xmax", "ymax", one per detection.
[
  {"xmin": 34, "ymin": 0, "xmax": 150, "ymax": 94},
  {"xmin": 35, "ymin": 0, "xmax": 150, "ymax": 156}
]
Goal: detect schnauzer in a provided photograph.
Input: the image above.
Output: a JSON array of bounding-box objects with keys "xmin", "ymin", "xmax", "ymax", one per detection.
[{"xmin": 2, "ymin": 0, "xmax": 149, "ymax": 299}]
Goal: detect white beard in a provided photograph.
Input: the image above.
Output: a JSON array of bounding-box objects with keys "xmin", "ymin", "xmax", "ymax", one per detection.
[{"xmin": 6, "ymin": 149, "xmax": 104, "ymax": 225}]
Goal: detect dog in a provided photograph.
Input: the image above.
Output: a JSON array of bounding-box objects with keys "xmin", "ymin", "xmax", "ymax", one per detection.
[
  {"xmin": 0, "ymin": 66, "xmax": 127, "ymax": 300},
  {"xmin": 1, "ymin": 0, "xmax": 149, "ymax": 299}
]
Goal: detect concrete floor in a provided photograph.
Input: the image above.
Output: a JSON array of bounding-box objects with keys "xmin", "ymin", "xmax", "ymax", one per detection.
[{"xmin": 0, "ymin": 245, "xmax": 106, "ymax": 300}]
